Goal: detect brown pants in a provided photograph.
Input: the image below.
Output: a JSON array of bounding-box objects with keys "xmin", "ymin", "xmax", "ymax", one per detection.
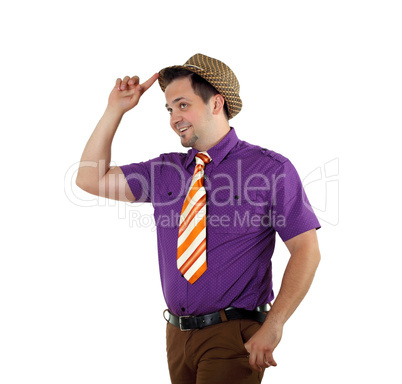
[{"xmin": 166, "ymin": 317, "xmax": 266, "ymax": 384}]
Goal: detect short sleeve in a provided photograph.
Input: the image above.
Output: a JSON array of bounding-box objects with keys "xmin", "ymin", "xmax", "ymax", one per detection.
[
  {"xmin": 120, "ymin": 155, "xmax": 161, "ymax": 203},
  {"xmin": 271, "ymin": 160, "xmax": 321, "ymax": 242}
]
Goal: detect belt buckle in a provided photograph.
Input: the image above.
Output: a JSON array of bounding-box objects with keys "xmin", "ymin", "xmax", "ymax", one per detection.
[
  {"xmin": 254, "ymin": 304, "xmax": 270, "ymax": 313},
  {"xmin": 179, "ymin": 315, "xmax": 192, "ymax": 331}
]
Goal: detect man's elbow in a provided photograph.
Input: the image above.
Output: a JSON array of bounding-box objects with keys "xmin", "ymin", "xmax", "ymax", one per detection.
[
  {"xmin": 75, "ymin": 175, "xmax": 98, "ymax": 195},
  {"xmin": 298, "ymin": 243, "xmax": 321, "ymax": 270}
]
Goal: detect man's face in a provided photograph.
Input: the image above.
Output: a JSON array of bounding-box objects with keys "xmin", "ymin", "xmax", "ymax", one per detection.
[{"xmin": 165, "ymin": 77, "xmax": 213, "ymax": 149}]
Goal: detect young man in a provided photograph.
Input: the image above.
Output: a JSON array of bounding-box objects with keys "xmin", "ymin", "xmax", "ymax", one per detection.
[{"xmin": 76, "ymin": 53, "xmax": 321, "ymax": 384}]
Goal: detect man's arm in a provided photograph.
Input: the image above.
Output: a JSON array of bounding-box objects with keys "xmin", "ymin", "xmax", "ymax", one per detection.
[
  {"xmin": 244, "ymin": 228, "xmax": 321, "ymax": 371},
  {"xmin": 76, "ymin": 73, "xmax": 159, "ymax": 202}
]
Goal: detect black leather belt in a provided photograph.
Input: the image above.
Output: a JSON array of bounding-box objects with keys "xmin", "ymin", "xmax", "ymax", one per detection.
[{"xmin": 164, "ymin": 305, "xmax": 269, "ymax": 331}]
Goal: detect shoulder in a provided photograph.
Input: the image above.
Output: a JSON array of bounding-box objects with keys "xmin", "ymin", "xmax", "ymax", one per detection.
[
  {"xmin": 260, "ymin": 147, "xmax": 289, "ymax": 165},
  {"xmin": 157, "ymin": 152, "xmax": 189, "ymax": 169},
  {"xmin": 159, "ymin": 152, "xmax": 187, "ymax": 161},
  {"xmin": 141, "ymin": 152, "xmax": 189, "ymax": 178},
  {"xmin": 236, "ymin": 139, "xmax": 290, "ymax": 167},
  {"xmin": 138, "ymin": 151, "xmax": 187, "ymax": 166}
]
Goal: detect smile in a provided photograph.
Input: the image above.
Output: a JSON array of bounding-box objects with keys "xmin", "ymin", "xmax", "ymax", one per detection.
[{"xmin": 179, "ymin": 125, "xmax": 192, "ymax": 133}]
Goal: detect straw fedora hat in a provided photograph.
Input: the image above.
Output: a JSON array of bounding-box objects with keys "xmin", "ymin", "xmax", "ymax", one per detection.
[{"xmin": 158, "ymin": 53, "xmax": 242, "ymax": 120}]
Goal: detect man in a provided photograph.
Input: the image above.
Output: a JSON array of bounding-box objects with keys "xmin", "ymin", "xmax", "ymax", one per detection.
[{"xmin": 76, "ymin": 53, "xmax": 321, "ymax": 384}]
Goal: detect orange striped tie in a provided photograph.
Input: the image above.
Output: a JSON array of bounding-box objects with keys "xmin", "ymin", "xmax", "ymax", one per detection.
[{"xmin": 177, "ymin": 151, "xmax": 211, "ymax": 284}]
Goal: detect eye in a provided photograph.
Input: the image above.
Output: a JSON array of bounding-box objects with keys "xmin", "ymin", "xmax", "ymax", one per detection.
[
  {"xmin": 166, "ymin": 107, "xmax": 172, "ymax": 114},
  {"xmin": 180, "ymin": 103, "xmax": 187, "ymax": 109}
]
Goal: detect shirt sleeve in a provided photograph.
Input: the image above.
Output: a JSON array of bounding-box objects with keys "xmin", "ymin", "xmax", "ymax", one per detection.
[
  {"xmin": 271, "ymin": 160, "xmax": 321, "ymax": 242},
  {"xmin": 120, "ymin": 155, "xmax": 161, "ymax": 203}
]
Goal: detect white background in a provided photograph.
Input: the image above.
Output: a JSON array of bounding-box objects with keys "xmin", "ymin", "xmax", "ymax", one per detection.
[{"xmin": 1, "ymin": 1, "xmax": 401, "ymax": 383}]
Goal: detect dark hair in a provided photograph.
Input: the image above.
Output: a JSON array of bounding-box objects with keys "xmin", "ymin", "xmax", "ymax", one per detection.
[{"xmin": 162, "ymin": 68, "xmax": 229, "ymax": 120}]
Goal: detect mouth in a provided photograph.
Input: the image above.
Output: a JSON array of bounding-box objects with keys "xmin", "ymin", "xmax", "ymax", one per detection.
[{"xmin": 179, "ymin": 125, "xmax": 192, "ymax": 136}]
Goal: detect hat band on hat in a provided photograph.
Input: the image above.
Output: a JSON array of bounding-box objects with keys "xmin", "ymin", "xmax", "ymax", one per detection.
[{"xmin": 183, "ymin": 64, "xmax": 204, "ymax": 70}]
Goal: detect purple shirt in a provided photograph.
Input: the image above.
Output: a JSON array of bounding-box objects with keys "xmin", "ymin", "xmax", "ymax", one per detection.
[{"xmin": 120, "ymin": 128, "xmax": 320, "ymax": 316}]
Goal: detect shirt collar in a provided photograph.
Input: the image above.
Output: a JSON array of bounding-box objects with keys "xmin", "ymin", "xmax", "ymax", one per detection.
[{"xmin": 184, "ymin": 127, "xmax": 239, "ymax": 169}]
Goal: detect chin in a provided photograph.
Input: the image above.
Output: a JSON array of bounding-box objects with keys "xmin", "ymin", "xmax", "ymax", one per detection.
[{"xmin": 181, "ymin": 134, "xmax": 198, "ymax": 148}]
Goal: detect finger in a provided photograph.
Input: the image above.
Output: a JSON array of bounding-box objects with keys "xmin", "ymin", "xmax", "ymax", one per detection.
[
  {"xmin": 139, "ymin": 73, "xmax": 159, "ymax": 93},
  {"xmin": 127, "ymin": 76, "xmax": 140, "ymax": 89},
  {"xmin": 255, "ymin": 353, "xmax": 267, "ymax": 371},
  {"xmin": 265, "ymin": 353, "xmax": 277, "ymax": 367},
  {"xmin": 120, "ymin": 76, "xmax": 131, "ymax": 90},
  {"xmin": 115, "ymin": 78, "xmax": 122, "ymax": 91},
  {"xmin": 248, "ymin": 352, "xmax": 261, "ymax": 372}
]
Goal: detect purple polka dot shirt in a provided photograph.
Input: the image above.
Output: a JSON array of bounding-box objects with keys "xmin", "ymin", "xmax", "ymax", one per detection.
[{"xmin": 120, "ymin": 128, "xmax": 320, "ymax": 316}]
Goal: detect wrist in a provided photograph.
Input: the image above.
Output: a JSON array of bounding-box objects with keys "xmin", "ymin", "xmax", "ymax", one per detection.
[
  {"xmin": 105, "ymin": 105, "xmax": 125, "ymax": 120},
  {"xmin": 264, "ymin": 309, "xmax": 287, "ymax": 329}
]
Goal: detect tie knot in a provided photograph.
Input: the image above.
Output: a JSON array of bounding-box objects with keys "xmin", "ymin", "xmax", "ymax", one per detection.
[{"xmin": 195, "ymin": 151, "xmax": 211, "ymax": 166}]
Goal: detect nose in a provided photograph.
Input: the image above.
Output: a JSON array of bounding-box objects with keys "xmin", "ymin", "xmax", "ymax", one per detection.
[{"xmin": 170, "ymin": 110, "xmax": 182, "ymax": 129}]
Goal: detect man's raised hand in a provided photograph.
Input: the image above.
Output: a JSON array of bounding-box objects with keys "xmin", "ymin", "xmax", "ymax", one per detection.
[{"xmin": 107, "ymin": 73, "xmax": 159, "ymax": 115}]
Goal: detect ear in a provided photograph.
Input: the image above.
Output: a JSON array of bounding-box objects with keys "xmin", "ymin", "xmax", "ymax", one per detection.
[{"xmin": 211, "ymin": 94, "xmax": 226, "ymax": 116}]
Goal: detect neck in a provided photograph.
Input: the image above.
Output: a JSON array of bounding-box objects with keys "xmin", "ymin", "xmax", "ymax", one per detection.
[{"xmin": 194, "ymin": 122, "xmax": 231, "ymax": 152}]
